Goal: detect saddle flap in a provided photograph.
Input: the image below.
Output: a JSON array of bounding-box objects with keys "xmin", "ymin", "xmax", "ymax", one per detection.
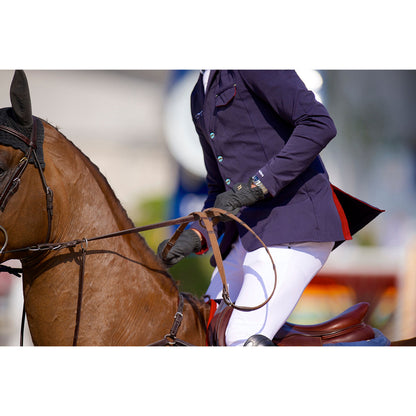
[
  {"xmin": 278, "ymin": 302, "xmax": 370, "ymax": 337},
  {"xmin": 207, "ymin": 305, "xmax": 233, "ymax": 346}
]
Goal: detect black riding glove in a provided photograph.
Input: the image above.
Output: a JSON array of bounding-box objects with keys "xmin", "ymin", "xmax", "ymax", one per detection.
[
  {"xmin": 214, "ymin": 180, "xmax": 265, "ymax": 218},
  {"xmin": 157, "ymin": 229, "xmax": 202, "ymax": 268}
]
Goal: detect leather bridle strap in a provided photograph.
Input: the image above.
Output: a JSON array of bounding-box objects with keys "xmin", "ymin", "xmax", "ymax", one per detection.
[
  {"xmin": 0, "ymin": 119, "xmax": 53, "ymax": 244},
  {"xmin": 73, "ymin": 239, "xmax": 88, "ymax": 346},
  {"xmin": 72, "ymin": 238, "xmax": 190, "ymax": 346},
  {"xmin": 148, "ymin": 293, "xmax": 193, "ymax": 346},
  {"xmin": 0, "ymin": 155, "xmax": 30, "ymax": 212},
  {"xmin": 0, "ymin": 124, "xmax": 34, "ymax": 146}
]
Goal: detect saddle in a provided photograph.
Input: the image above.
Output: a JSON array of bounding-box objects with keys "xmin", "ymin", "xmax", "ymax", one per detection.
[{"xmin": 207, "ymin": 302, "xmax": 375, "ymax": 346}]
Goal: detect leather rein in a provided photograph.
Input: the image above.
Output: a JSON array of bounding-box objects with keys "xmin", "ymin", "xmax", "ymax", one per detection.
[{"xmin": 0, "ymin": 122, "xmax": 277, "ymax": 346}]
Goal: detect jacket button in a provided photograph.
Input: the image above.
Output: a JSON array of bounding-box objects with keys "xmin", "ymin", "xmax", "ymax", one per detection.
[
  {"xmin": 209, "ymin": 132, "xmax": 215, "ymax": 139},
  {"xmin": 225, "ymin": 179, "xmax": 231, "ymax": 185},
  {"xmin": 217, "ymin": 156, "xmax": 223, "ymax": 162}
]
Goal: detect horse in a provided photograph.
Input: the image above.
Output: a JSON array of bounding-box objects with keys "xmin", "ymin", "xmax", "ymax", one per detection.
[
  {"xmin": 0, "ymin": 70, "xmax": 414, "ymax": 346},
  {"xmin": 0, "ymin": 70, "xmax": 211, "ymax": 346}
]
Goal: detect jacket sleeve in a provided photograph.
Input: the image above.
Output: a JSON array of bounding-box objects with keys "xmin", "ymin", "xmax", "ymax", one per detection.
[{"xmin": 239, "ymin": 70, "xmax": 337, "ymax": 197}]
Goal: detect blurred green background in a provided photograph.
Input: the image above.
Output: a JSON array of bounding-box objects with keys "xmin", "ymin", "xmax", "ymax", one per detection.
[{"xmin": 131, "ymin": 195, "xmax": 212, "ymax": 297}]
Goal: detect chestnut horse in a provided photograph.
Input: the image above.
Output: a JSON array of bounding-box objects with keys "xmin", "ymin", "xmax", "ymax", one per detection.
[
  {"xmin": 0, "ymin": 71, "xmax": 210, "ymax": 346},
  {"xmin": 0, "ymin": 71, "xmax": 414, "ymax": 346}
]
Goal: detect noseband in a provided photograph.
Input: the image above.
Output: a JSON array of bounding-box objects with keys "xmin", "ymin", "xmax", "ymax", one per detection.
[{"xmin": 0, "ymin": 118, "xmax": 53, "ymax": 253}]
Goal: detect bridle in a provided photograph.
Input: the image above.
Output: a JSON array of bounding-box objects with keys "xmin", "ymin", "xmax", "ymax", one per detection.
[{"xmin": 0, "ymin": 117, "xmax": 54, "ymax": 250}]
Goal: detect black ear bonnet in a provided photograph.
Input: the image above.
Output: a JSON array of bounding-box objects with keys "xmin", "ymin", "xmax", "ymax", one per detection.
[{"xmin": 0, "ymin": 70, "xmax": 45, "ymax": 169}]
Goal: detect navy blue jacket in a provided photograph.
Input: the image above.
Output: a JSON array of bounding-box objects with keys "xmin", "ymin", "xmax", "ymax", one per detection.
[{"xmin": 190, "ymin": 70, "xmax": 382, "ymax": 257}]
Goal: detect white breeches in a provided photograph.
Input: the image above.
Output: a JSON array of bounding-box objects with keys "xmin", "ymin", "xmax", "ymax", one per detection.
[{"xmin": 205, "ymin": 237, "xmax": 334, "ymax": 346}]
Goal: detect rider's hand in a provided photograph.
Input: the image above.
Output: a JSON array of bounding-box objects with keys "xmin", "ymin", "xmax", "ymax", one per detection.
[
  {"xmin": 214, "ymin": 180, "xmax": 265, "ymax": 219},
  {"xmin": 157, "ymin": 229, "xmax": 202, "ymax": 268}
]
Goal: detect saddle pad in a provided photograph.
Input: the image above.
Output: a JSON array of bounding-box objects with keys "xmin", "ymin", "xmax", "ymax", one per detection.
[{"xmin": 323, "ymin": 328, "xmax": 391, "ymax": 346}]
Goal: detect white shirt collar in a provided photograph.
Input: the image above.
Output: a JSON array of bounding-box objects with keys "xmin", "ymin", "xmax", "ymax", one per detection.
[{"xmin": 202, "ymin": 70, "xmax": 211, "ymax": 93}]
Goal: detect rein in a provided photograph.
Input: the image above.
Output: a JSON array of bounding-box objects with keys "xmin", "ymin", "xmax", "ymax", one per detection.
[
  {"xmin": 1, "ymin": 213, "xmax": 199, "ymax": 255},
  {"xmin": 162, "ymin": 208, "xmax": 277, "ymax": 312}
]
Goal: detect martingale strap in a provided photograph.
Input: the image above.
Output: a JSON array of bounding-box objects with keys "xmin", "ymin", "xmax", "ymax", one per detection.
[{"xmin": 148, "ymin": 293, "xmax": 193, "ymax": 346}]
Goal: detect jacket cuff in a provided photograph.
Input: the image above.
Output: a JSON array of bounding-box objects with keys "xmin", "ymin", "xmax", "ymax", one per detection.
[{"xmin": 255, "ymin": 167, "xmax": 277, "ymax": 197}]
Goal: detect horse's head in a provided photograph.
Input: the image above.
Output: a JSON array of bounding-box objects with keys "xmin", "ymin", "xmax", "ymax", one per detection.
[{"xmin": 0, "ymin": 71, "xmax": 52, "ymax": 261}]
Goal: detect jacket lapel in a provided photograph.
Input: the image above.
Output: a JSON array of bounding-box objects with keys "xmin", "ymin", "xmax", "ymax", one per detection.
[
  {"xmin": 203, "ymin": 70, "xmax": 219, "ymax": 133},
  {"xmin": 206, "ymin": 70, "xmax": 218, "ymax": 93}
]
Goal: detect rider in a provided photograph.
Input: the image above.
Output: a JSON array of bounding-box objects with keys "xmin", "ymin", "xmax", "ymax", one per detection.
[{"xmin": 158, "ymin": 70, "xmax": 381, "ymax": 346}]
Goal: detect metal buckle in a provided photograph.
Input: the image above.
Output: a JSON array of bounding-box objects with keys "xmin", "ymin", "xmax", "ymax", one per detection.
[
  {"xmin": 222, "ymin": 291, "xmax": 233, "ymax": 307},
  {"xmin": 163, "ymin": 334, "xmax": 177, "ymax": 346}
]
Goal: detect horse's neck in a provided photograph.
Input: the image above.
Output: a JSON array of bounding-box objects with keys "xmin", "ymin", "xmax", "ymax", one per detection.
[
  {"xmin": 44, "ymin": 127, "xmax": 156, "ymax": 265},
  {"xmin": 23, "ymin": 126, "xmax": 197, "ymax": 345},
  {"xmin": 50, "ymin": 141, "xmax": 135, "ymax": 244}
]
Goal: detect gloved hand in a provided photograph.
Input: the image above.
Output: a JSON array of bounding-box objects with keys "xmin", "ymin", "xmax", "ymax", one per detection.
[
  {"xmin": 214, "ymin": 180, "xmax": 265, "ymax": 219},
  {"xmin": 157, "ymin": 229, "xmax": 202, "ymax": 268}
]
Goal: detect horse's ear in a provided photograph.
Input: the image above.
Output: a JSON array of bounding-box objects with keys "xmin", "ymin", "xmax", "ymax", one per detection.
[{"xmin": 10, "ymin": 70, "xmax": 33, "ymax": 128}]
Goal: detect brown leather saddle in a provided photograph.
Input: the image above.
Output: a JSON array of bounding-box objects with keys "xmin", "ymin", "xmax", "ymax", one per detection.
[{"xmin": 207, "ymin": 302, "xmax": 375, "ymax": 346}]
